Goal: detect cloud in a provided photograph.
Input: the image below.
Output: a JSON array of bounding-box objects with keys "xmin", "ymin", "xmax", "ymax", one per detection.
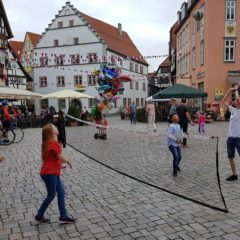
[{"xmin": 4, "ymin": 0, "xmax": 182, "ymax": 71}]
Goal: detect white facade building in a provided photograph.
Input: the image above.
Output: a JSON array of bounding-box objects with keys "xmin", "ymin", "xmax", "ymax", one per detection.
[{"xmin": 33, "ymin": 1, "xmax": 148, "ymax": 114}]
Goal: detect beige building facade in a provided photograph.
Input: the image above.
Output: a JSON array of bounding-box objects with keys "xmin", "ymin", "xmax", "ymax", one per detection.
[{"xmin": 176, "ymin": 0, "xmax": 240, "ymax": 104}]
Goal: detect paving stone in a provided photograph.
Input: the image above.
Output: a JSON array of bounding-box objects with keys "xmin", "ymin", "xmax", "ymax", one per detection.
[{"xmin": 0, "ymin": 121, "xmax": 240, "ymax": 240}]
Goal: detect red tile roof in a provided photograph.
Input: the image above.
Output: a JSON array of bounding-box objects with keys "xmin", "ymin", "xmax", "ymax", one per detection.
[
  {"xmin": 26, "ymin": 32, "xmax": 41, "ymax": 47},
  {"xmin": 9, "ymin": 40, "xmax": 23, "ymax": 58},
  {"xmin": 80, "ymin": 12, "xmax": 148, "ymax": 65},
  {"xmin": 159, "ymin": 57, "xmax": 171, "ymax": 68}
]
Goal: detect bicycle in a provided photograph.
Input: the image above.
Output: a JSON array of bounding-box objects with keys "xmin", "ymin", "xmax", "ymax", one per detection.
[
  {"xmin": 0, "ymin": 126, "xmax": 15, "ymax": 145},
  {"xmin": 11, "ymin": 116, "xmax": 24, "ymax": 143}
]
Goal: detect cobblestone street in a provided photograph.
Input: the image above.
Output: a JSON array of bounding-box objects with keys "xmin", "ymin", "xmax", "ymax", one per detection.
[{"xmin": 1, "ymin": 117, "xmax": 240, "ymax": 240}]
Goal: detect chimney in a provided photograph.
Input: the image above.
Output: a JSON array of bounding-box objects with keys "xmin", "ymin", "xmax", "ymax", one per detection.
[{"xmin": 118, "ymin": 23, "xmax": 122, "ymax": 35}]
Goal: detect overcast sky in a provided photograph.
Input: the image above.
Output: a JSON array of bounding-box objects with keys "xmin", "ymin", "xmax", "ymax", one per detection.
[{"xmin": 4, "ymin": 0, "xmax": 182, "ymax": 72}]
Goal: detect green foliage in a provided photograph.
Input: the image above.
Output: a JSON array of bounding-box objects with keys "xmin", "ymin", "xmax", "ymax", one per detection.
[
  {"xmin": 67, "ymin": 105, "xmax": 80, "ymax": 119},
  {"xmin": 136, "ymin": 107, "xmax": 147, "ymax": 123}
]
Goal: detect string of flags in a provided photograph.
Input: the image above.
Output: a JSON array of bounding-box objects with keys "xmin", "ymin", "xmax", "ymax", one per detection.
[{"xmin": 18, "ymin": 53, "xmax": 168, "ymax": 65}]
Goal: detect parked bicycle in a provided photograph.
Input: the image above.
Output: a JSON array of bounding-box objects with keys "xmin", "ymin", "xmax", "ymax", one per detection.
[
  {"xmin": 0, "ymin": 126, "xmax": 15, "ymax": 145},
  {"xmin": 11, "ymin": 116, "xmax": 24, "ymax": 143}
]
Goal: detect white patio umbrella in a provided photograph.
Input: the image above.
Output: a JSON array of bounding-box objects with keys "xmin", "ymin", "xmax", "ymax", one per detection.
[
  {"xmin": 42, "ymin": 89, "xmax": 94, "ymax": 99},
  {"xmin": 0, "ymin": 87, "xmax": 43, "ymax": 100}
]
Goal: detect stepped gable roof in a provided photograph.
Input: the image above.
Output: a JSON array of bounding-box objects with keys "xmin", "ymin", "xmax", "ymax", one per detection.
[
  {"xmin": 26, "ymin": 32, "xmax": 41, "ymax": 46},
  {"xmin": 0, "ymin": 0, "xmax": 13, "ymax": 39},
  {"xmin": 80, "ymin": 12, "xmax": 148, "ymax": 65},
  {"xmin": 9, "ymin": 40, "xmax": 23, "ymax": 58}
]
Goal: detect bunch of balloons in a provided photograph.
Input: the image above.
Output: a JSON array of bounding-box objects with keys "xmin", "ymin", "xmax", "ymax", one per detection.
[{"xmin": 94, "ymin": 63, "xmax": 132, "ymax": 112}]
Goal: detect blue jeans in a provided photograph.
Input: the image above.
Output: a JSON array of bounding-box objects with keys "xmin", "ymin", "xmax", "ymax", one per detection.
[
  {"xmin": 169, "ymin": 145, "xmax": 182, "ymax": 173},
  {"xmin": 36, "ymin": 174, "xmax": 67, "ymax": 218},
  {"xmin": 130, "ymin": 112, "xmax": 136, "ymax": 124},
  {"xmin": 227, "ymin": 137, "xmax": 240, "ymax": 159}
]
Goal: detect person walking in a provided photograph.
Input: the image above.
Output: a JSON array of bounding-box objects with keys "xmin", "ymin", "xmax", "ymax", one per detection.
[
  {"xmin": 35, "ymin": 123, "xmax": 76, "ymax": 224},
  {"xmin": 168, "ymin": 113, "xmax": 182, "ymax": 177},
  {"xmin": 146, "ymin": 100, "xmax": 157, "ymax": 133},
  {"xmin": 198, "ymin": 111, "xmax": 206, "ymax": 135},
  {"xmin": 167, "ymin": 98, "xmax": 178, "ymax": 124},
  {"xmin": 176, "ymin": 98, "xmax": 194, "ymax": 147},
  {"xmin": 221, "ymin": 86, "xmax": 240, "ymax": 181},
  {"xmin": 129, "ymin": 101, "xmax": 137, "ymax": 124}
]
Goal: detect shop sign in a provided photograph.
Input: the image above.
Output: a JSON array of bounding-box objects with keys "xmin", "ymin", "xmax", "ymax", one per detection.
[
  {"xmin": 228, "ymin": 70, "xmax": 240, "ymax": 77},
  {"xmin": 197, "ymin": 71, "xmax": 205, "ymax": 79}
]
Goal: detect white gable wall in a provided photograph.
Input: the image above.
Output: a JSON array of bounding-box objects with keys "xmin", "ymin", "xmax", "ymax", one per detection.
[{"xmin": 33, "ymin": 3, "xmax": 148, "ymax": 115}]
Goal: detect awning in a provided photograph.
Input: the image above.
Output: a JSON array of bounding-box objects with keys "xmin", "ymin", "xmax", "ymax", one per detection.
[
  {"xmin": 0, "ymin": 87, "xmax": 43, "ymax": 100},
  {"xmin": 151, "ymin": 84, "xmax": 208, "ymax": 100}
]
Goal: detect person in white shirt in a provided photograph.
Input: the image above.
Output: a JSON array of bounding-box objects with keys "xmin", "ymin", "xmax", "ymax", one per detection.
[
  {"xmin": 168, "ymin": 113, "xmax": 182, "ymax": 177},
  {"xmin": 221, "ymin": 86, "xmax": 240, "ymax": 181}
]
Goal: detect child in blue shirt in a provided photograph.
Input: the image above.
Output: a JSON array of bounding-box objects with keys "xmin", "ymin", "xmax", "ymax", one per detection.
[{"xmin": 168, "ymin": 113, "xmax": 182, "ymax": 177}]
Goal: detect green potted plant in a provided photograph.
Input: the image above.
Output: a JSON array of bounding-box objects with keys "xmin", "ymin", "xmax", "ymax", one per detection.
[{"xmin": 67, "ymin": 105, "xmax": 80, "ymax": 127}]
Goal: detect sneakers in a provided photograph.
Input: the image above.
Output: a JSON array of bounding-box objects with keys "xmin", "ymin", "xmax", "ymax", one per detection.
[
  {"xmin": 59, "ymin": 216, "xmax": 76, "ymax": 224},
  {"xmin": 35, "ymin": 216, "xmax": 50, "ymax": 223},
  {"xmin": 226, "ymin": 175, "xmax": 238, "ymax": 181},
  {"xmin": 173, "ymin": 172, "xmax": 177, "ymax": 177},
  {"xmin": 177, "ymin": 167, "xmax": 181, "ymax": 172}
]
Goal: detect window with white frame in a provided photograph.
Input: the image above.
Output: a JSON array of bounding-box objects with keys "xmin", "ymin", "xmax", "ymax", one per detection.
[
  {"xmin": 200, "ymin": 41, "xmax": 204, "ymax": 65},
  {"xmin": 58, "ymin": 99, "xmax": 66, "ymax": 109},
  {"xmin": 136, "ymin": 98, "xmax": 139, "ymax": 107},
  {"xmin": 88, "ymin": 53, "xmax": 97, "ymax": 63},
  {"xmin": 140, "ymin": 66, "xmax": 143, "ymax": 74},
  {"xmin": 128, "ymin": 98, "xmax": 131, "ymax": 106},
  {"xmin": 88, "ymin": 98, "xmax": 95, "ymax": 108},
  {"xmin": 39, "ymin": 76, "xmax": 47, "ymax": 87},
  {"xmin": 71, "ymin": 54, "xmax": 80, "ymax": 64},
  {"xmin": 135, "ymin": 64, "xmax": 138, "ymax": 73},
  {"xmin": 129, "ymin": 62, "xmax": 134, "ymax": 71},
  {"xmin": 56, "ymin": 76, "xmax": 65, "ymax": 87},
  {"xmin": 74, "ymin": 75, "xmax": 82, "ymax": 86},
  {"xmin": 135, "ymin": 81, "xmax": 139, "ymax": 90},
  {"xmin": 224, "ymin": 39, "xmax": 235, "ymax": 62},
  {"xmin": 192, "ymin": 47, "xmax": 196, "ymax": 69},
  {"xmin": 142, "ymin": 82, "xmax": 146, "ymax": 91},
  {"xmin": 226, "ymin": 1, "xmax": 236, "ymax": 20},
  {"xmin": 130, "ymin": 81, "xmax": 133, "ymax": 89},
  {"xmin": 141, "ymin": 98, "xmax": 144, "ymax": 106},
  {"xmin": 87, "ymin": 75, "xmax": 96, "ymax": 85},
  {"xmin": 55, "ymin": 55, "xmax": 64, "ymax": 65}
]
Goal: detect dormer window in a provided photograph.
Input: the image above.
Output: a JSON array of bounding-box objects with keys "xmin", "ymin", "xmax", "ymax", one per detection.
[
  {"xmin": 65, "ymin": 9, "xmax": 70, "ymax": 15},
  {"xmin": 69, "ymin": 20, "xmax": 74, "ymax": 27},
  {"xmin": 73, "ymin": 37, "xmax": 79, "ymax": 45},
  {"xmin": 58, "ymin": 21, "xmax": 63, "ymax": 28},
  {"xmin": 54, "ymin": 39, "xmax": 59, "ymax": 46}
]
